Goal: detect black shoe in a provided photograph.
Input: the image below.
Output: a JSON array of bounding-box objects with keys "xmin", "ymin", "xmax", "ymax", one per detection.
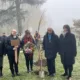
[
  {"xmin": 61, "ymin": 73, "xmax": 68, "ymax": 76},
  {"xmin": 0, "ymin": 71, "xmax": 3, "ymax": 77},
  {"xmin": 67, "ymin": 76, "xmax": 72, "ymax": 80},
  {"xmin": 12, "ymin": 74, "xmax": 15, "ymax": 77},
  {"xmin": 16, "ymin": 73, "xmax": 20, "ymax": 76},
  {"xmin": 30, "ymin": 68, "xmax": 33, "ymax": 72},
  {"xmin": 0, "ymin": 74, "xmax": 3, "ymax": 77},
  {"xmin": 48, "ymin": 73, "xmax": 55, "ymax": 77},
  {"xmin": 27, "ymin": 70, "xmax": 30, "ymax": 73}
]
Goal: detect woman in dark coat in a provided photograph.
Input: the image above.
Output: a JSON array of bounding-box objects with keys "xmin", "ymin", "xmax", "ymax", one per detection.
[
  {"xmin": 59, "ymin": 25, "xmax": 77, "ymax": 80},
  {"xmin": 43, "ymin": 28, "xmax": 59, "ymax": 76}
]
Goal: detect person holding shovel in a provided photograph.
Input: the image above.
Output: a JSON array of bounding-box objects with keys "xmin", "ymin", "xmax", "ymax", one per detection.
[
  {"xmin": 5, "ymin": 29, "xmax": 20, "ymax": 77},
  {"xmin": 43, "ymin": 28, "xmax": 59, "ymax": 77}
]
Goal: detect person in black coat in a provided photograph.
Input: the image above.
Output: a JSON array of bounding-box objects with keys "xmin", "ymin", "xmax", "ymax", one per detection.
[
  {"xmin": 5, "ymin": 29, "xmax": 20, "ymax": 77},
  {"xmin": 43, "ymin": 28, "xmax": 59, "ymax": 76},
  {"xmin": 0, "ymin": 36, "xmax": 5, "ymax": 77},
  {"xmin": 59, "ymin": 25, "xmax": 77, "ymax": 80},
  {"xmin": 2, "ymin": 33, "xmax": 7, "ymax": 55}
]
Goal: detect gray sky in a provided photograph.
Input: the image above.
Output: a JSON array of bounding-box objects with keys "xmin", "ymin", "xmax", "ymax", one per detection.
[{"xmin": 41, "ymin": 0, "xmax": 80, "ymax": 34}]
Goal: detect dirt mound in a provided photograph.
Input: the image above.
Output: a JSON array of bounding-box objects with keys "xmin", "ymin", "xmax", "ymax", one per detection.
[{"xmin": 34, "ymin": 59, "xmax": 47, "ymax": 67}]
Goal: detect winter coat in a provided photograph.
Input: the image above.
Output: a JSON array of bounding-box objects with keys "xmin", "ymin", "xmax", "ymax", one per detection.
[
  {"xmin": 43, "ymin": 33, "xmax": 59, "ymax": 59},
  {"xmin": 59, "ymin": 33, "xmax": 77, "ymax": 65}
]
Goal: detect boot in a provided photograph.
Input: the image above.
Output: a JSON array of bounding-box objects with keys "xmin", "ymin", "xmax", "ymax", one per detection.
[
  {"xmin": 0, "ymin": 67, "xmax": 3, "ymax": 77},
  {"xmin": 10, "ymin": 68, "xmax": 15, "ymax": 77}
]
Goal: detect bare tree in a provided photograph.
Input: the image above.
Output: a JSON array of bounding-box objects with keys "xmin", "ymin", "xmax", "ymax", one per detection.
[{"xmin": 0, "ymin": 0, "xmax": 46, "ymax": 35}]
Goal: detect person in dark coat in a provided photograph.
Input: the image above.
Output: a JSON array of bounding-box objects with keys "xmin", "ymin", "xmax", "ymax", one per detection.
[
  {"xmin": 43, "ymin": 28, "xmax": 59, "ymax": 76},
  {"xmin": 59, "ymin": 25, "xmax": 77, "ymax": 80},
  {"xmin": 5, "ymin": 29, "xmax": 20, "ymax": 77},
  {"xmin": 2, "ymin": 33, "xmax": 7, "ymax": 55},
  {"xmin": 21, "ymin": 30, "xmax": 35, "ymax": 73},
  {"xmin": 0, "ymin": 35, "xmax": 5, "ymax": 77}
]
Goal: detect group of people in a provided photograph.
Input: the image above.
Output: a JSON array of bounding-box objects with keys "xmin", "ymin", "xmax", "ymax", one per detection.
[
  {"xmin": 43, "ymin": 25, "xmax": 77, "ymax": 80},
  {"xmin": 0, "ymin": 29, "xmax": 40, "ymax": 77},
  {"xmin": 0, "ymin": 24, "xmax": 77, "ymax": 80}
]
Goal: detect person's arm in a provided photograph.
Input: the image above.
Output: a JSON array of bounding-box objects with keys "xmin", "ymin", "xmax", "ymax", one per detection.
[
  {"xmin": 42, "ymin": 36, "xmax": 45, "ymax": 50},
  {"xmin": 2, "ymin": 37, "xmax": 7, "ymax": 55},
  {"xmin": 55, "ymin": 35, "xmax": 60, "ymax": 53},
  {"xmin": 32, "ymin": 38, "xmax": 35, "ymax": 44},
  {"xmin": 20, "ymin": 37, "xmax": 24, "ymax": 49},
  {"xmin": 58, "ymin": 34, "xmax": 63, "ymax": 55},
  {"xmin": 5, "ymin": 37, "xmax": 13, "ymax": 51},
  {"xmin": 72, "ymin": 34, "xmax": 77, "ymax": 57}
]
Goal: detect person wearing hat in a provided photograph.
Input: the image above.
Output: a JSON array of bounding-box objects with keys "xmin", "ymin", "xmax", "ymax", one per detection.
[
  {"xmin": 43, "ymin": 28, "xmax": 59, "ymax": 77},
  {"xmin": 59, "ymin": 25, "xmax": 77, "ymax": 80},
  {"xmin": 5, "ymin": 29, "xmax": 20, "ymax": 77}
]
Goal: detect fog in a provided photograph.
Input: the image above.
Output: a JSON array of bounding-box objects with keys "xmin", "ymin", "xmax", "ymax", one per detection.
[{"xmin": 41, "ymin": 0, "xmax": 80, "ymax": 34}]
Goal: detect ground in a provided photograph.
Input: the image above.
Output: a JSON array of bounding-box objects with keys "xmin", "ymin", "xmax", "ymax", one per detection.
[{"xmin": 0, "ymin": 47, "xmax": 80, "ymax": 80}]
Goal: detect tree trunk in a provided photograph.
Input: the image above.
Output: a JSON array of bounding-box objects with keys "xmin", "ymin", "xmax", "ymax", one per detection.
[{"xmin": 15, "ymin": 0, "xmax": 22, "ymax": 35}]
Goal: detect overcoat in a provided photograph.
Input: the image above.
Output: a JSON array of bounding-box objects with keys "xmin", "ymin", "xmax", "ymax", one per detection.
[
  {"xmin": 43, "ymin": 33, "xmax": 59, "ymax": 59},
  {"xmin": 59, "ymin": 33, "xmax": 77, "ymax": 65}
]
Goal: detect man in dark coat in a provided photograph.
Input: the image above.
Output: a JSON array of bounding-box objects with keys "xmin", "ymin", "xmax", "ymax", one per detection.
[
  {"xmin": 59, "ymin": 25, "xmax": 77, "ymax": 80},
  {"xmin": 43, "ymin": 28, "xmax": 59, "ymax": 76},
  {"xmin": 0, "ymin": 35, "xmax": 4, "ymax": 77},
  {"xmin": 5, "ymin": 29, "xmax": 20, "ymax": 77}
]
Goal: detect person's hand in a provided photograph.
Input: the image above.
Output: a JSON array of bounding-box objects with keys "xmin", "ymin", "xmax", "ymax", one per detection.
[
  {"xmin": 13, "ymin": 46, "xmax": 18, "ymax": 50},
  {"xmin": 15, "ymin": 46, "xmax": 18, "ymax": 48}
]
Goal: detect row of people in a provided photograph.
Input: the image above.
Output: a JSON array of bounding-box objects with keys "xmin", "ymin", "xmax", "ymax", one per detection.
[{"xmin": 0, "ymin": 24, "xmax": 77, "ymax": 80}]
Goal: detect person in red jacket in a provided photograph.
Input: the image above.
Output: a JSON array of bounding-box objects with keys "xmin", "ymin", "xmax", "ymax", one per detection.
[{"xmin": 22, "ymin": 30, "xmax": 35, "ymax": 73}]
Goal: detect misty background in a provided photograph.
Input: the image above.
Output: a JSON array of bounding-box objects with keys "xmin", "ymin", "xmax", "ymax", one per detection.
[
  {"xmin": 0, "ymin": 0, "xmax": 80, "ymax": 36},
  {"xmin": 41, "ymin": 0, "xmax": 80, "ymax": 34}
]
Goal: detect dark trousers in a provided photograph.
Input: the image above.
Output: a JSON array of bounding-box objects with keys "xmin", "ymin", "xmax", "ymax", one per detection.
[
  {"xmin": 0, "ymin": 56, "xmax": 3, "ymax": 75},
  {"xmin": 25, "ymin": 54, "xmax": 33, "ymax": 71},
  {"xmin": 47, "ymin": 58, "xmax": 56, "ymax": 75},
  {"xmin": 63, "ymin": 64, "xmax": 73, "ymax": 77},
  {"xmin": 8, "ymin": 55, "xmax": 19, "ymax": 74}
]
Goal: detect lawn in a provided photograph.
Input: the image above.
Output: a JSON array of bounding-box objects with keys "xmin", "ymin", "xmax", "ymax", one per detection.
[{"xmin": 0, "ymin": 47, "xmax": 80, "ymax": 80}]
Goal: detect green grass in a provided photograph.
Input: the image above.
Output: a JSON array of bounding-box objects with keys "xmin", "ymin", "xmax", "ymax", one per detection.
[{"xmin": 0, "ymin": 47, "xmax": 80, "ymax": 80}]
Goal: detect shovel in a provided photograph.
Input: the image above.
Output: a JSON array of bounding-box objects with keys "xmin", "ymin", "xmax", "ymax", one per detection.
[
  {"xmin": 39, "ymin": 51, "xmax": 45, "ymax": 78},
  {"xmin": 14, "ymin": 49, "xmax": 18, "ymax": 63}
]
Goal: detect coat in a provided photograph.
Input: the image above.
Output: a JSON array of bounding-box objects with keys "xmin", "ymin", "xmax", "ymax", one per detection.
[
  {"xmin": 5, "ymin": 35, "xmax": 20, "ymax": 57},
  {"xmin": 43, "ymin": 33, "xmax": 59, "ymax": 59},
  {"xmin": 2, "ymin": 35, "xmax": 7, "ymax": 54},
  {"xmin": 0, "ymin": 36, "xmax": 4, "ymax": 56},
  {"xmin": 0, "ymin": 36, "xmax": 4, "ymax": 67},
  {"xmin": 59, "ymin": 33, "xmax": 77, "ymax": 65}
]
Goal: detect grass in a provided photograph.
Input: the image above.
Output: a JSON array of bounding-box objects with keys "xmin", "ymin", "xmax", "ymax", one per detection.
[{"xmin": 0, "ymin": 47, "xmax": 80, "ymax": 80}]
